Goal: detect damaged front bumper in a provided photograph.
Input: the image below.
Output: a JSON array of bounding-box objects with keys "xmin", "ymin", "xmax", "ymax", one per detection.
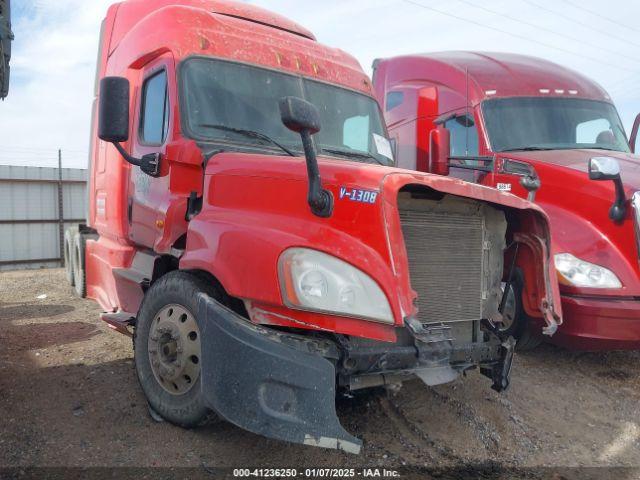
[
  {"xmin": 197, "ymin": 294, "xmax": 514, "ymax": 453},
  {"xmin": 340, "ymin": 319, "xmax": 514, "ymax": 393},
  {"xmin": 197, "ymin": 293, "xmax": 362, "ymax": 454}
]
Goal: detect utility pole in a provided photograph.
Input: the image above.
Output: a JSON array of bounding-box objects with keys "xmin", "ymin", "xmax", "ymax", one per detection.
[{"xmin": 57, "ymin": 149, "xmax": 64, "ymax": 266}]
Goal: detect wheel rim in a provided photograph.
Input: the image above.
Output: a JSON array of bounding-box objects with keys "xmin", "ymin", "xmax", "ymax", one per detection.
[
  {"xmin": 148, "ymin": 304, "xmax": 201, "ymax": 396},
  {"xmin": 499, "ymin": 283, "xmax": 517, "ymax": 332}
]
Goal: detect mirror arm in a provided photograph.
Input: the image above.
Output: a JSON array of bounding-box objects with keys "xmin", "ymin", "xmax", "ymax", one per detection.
[
  {"xmin": 300, "ymin": 130, "xmax": 333, "ymax": 218},
  {"xmin": 278, "ymin": 96, "xmax": 332, "ymax": 218},
  {"xmin": 111, "ymin": 141, "xmax": 161, "ymax": 177},
  {"xmin": 610, "ymin": 176, "xmax": 626, "ymax": 222},
  {"xmin": 112, "ymin": 142, "xmax": 141, "ymax": 167}
]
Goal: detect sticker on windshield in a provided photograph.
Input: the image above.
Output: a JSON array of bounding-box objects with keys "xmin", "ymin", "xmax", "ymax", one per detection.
[
  {"xmin": 373, "ymin": 133, "xmax": 394, "ymax": 161},
  {"xmin": 339, "ymin": 187, "xmax": 379, "ymax": 204}
]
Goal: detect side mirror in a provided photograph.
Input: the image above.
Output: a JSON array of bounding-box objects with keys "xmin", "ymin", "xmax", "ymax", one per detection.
[
  {"xmin": 98, "ymin": 77, "xmax": 130, "ymax": 143},
  {"xmin": 428, "ymin": 127, "xmax": 450, "ymax": 176},
  {"xmin": 98, "ymin": 76, "xmax": 161, "ymax": 177},
  {"xmin": 589, "ymin": 156, "xmax": 620, "ymax": 181},
  {"xmin": 279, "ymin": 96, "xmax": 321, "ymax": 134},
  {"xmin": 279, "ymin": 96, "xmax": 332, "ymax": 218},
  {"xmin": 589, "ymin": 157, "xmax": 626, "ymax": 222}
]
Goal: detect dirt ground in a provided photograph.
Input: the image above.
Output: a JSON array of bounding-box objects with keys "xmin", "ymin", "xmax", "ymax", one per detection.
[{"xmin": 1, "ymin": 269, "xmax": 639, "ymax": 476}]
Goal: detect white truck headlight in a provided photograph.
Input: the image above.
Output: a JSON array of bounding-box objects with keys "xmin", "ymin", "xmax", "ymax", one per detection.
[
  {"xmin": 555, "ymin": 253, "xmax": 622, "ymax": 288},
  {"xmin": 278, "ymin": 248, "xmax": 394, "ymax": 323}
]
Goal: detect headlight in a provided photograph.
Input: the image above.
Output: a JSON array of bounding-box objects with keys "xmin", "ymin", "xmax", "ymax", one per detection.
[
  {"xmin": 278, "ymin": 248, "xmax": 394, "ymax": 323},
  {"xmin": 554, "ymin": 253, "xmax": 622, "ymax": 288}
]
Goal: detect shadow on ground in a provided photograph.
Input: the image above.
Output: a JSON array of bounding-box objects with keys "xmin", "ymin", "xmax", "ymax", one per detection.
[
  {"xmin": 0, "ymin": 357, "xmax": 394, "ymax": 469},
  {"xmin": 0, "ymin": 320, "xmax": 100, "ymax": 351},
  {"xmin": 0, "ymin": 302, "xmax": 76, "ymax": 321}
]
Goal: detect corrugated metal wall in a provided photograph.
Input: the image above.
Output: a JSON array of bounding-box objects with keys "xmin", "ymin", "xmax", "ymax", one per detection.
[{"xmin": 0, "ymin": 165, "xmax": 87, "ymax": 271}]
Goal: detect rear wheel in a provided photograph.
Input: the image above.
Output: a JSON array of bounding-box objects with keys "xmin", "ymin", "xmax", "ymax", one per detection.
[
  {"xmin": 64, "ymin": 228, "xmax": 76, "ymax": 287},
  {"xmin": 134, "ymin": 271, "xmax": 220, "ymax": 427},
  {"xmin": 499, "ymin": 271, "xmax": 543, "ymax": 351},
  {"xmin": 72, "ymin": 232, "xmax": 87, "ymax": 298}
]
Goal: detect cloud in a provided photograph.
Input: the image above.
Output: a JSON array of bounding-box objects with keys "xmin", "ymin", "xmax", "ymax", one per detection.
[{"xmin": 0, "ymin": 0, "xmax": 112, "ymax": 167}]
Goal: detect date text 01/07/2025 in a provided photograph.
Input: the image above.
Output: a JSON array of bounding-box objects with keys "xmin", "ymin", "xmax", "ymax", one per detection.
[
  {"xmin": 339, "ymin": 187, "xmax": 379, "ymax": 204},
  {"xmin": 232, "ymin": 468, "xmax": 401, "ymax": 477}
]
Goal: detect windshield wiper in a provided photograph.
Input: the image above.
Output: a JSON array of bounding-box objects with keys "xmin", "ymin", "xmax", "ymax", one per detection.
[
  {"xmin": 589, "ymin": 146, "xmax": 619, "ymax": 152},
  {"xmin": 501, "ymin": 146, "xmax": 554, "ymax": 152},
  {"xmin": 321, "ymin": 147, "xmax": 387, "ymax": 166},
  {"xmin": 197, "ymin": 124, "xmax": 296, "ymax": 157}
]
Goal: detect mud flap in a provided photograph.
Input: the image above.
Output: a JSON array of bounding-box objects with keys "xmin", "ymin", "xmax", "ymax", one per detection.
[{"xmin": 196, "ymin": 294, "xmax": 362, "ymax": 454}]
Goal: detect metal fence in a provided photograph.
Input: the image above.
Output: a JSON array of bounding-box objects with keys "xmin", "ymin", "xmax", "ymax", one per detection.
[{"xmin": 0, "ymin": 164, "xmax": 87, "ymax": 271}]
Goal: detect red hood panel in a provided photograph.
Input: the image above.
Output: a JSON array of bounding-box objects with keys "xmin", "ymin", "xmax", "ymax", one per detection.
[
  {"xmin": 212, "ymin": 152, "xmax": 552, "ymax": 215},
  {"xmin": 494, "ymin": 148, "xmax": 640, "ymax": 297},
  {"xmin": 504, "ymin": 149, "xmax": 640, "ymax": 190},
  {"xmin": 195, "ymin": 152, "xmax": 558, "ymax": 325}
]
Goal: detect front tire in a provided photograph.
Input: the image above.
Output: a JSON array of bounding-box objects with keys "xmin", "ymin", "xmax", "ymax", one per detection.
[
  {"xmin": 134, "ymin": 271, "xmax": 220, "ymax": 428},
  {"xmin": 500, "ymin": 270, "xmax": 543, "ymax": 351}
]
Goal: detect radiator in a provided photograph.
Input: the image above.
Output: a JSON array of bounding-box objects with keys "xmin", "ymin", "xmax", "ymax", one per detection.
[{"xmin": 399, "ymin": 207, "xmax": 485, "ymax": 324}]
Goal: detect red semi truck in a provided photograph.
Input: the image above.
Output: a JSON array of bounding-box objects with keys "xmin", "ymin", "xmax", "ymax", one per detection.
[
  {"xmin": 374, "ymin": 52, "xmax": 640, "ymax": 351},
  {"xmin": 66, "ymin": 3, "xmax": 561, "ymax": 452}
]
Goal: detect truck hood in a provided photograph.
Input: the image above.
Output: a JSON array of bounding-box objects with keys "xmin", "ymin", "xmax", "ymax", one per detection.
[
  {"xmin": 498, "ymin": 148, "xmax": 640, "ymax": 298},
  {"xmin": 189, "ymin": 152, "xmax": 561, "ymax": 336},
  {"xmin": 503, "ymin": 149, "xmax": 640, "ymax": 191},
  {"xmin": 204, "ymin": 151, "xmax": 554, "ymax": 215}
]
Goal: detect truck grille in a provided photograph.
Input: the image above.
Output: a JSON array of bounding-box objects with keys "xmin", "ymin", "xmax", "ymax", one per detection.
[{"xmin": 400, "ymin": 209, "xmax": 484, "ymax": 324}]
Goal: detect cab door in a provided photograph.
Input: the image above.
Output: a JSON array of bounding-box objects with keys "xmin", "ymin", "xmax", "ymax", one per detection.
[{"xmin": 127, "ymin": 54, "xmax": 175, "ymax": 248}]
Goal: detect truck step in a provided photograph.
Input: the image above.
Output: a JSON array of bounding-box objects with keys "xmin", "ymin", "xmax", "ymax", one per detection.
[
  {"xmin": 113, "ymin": 268, "xmax": 150, "ymax": 288},
  {"xmin": 112, "ymin": 251, "xmax": 158, "ymax": 288},
  {"xmin": 101, "ymin": 311, "xmax": 135, "ymax": 337}
]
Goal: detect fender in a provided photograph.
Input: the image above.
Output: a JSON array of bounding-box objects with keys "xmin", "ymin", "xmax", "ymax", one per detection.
[{"xmin": 540, "ymin": 201, "xmax": 640, "ymax": 297}]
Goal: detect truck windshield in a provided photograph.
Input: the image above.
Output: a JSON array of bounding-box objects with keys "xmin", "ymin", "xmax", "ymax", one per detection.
[
  {"xmin": 180, "ymin": 58, "xmax": 391, "ymax": 165},
  {"xmin": 482, "ymin": 97, "xmax": 630, "ymax": 153}
]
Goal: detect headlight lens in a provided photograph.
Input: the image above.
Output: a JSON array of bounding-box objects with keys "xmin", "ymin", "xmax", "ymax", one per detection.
[
  {"xmin": 554, "ymin": 253, "xmax": 622, "ymax": 288},
  {"xmin": 278, "ymin": 248, "xmax": 394, "ymax": 323}
]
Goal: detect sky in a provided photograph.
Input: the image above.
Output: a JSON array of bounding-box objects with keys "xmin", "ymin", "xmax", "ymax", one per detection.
[{"xmin": 1, "ymin": 0, "xmax": 640, "ymax": 168}]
